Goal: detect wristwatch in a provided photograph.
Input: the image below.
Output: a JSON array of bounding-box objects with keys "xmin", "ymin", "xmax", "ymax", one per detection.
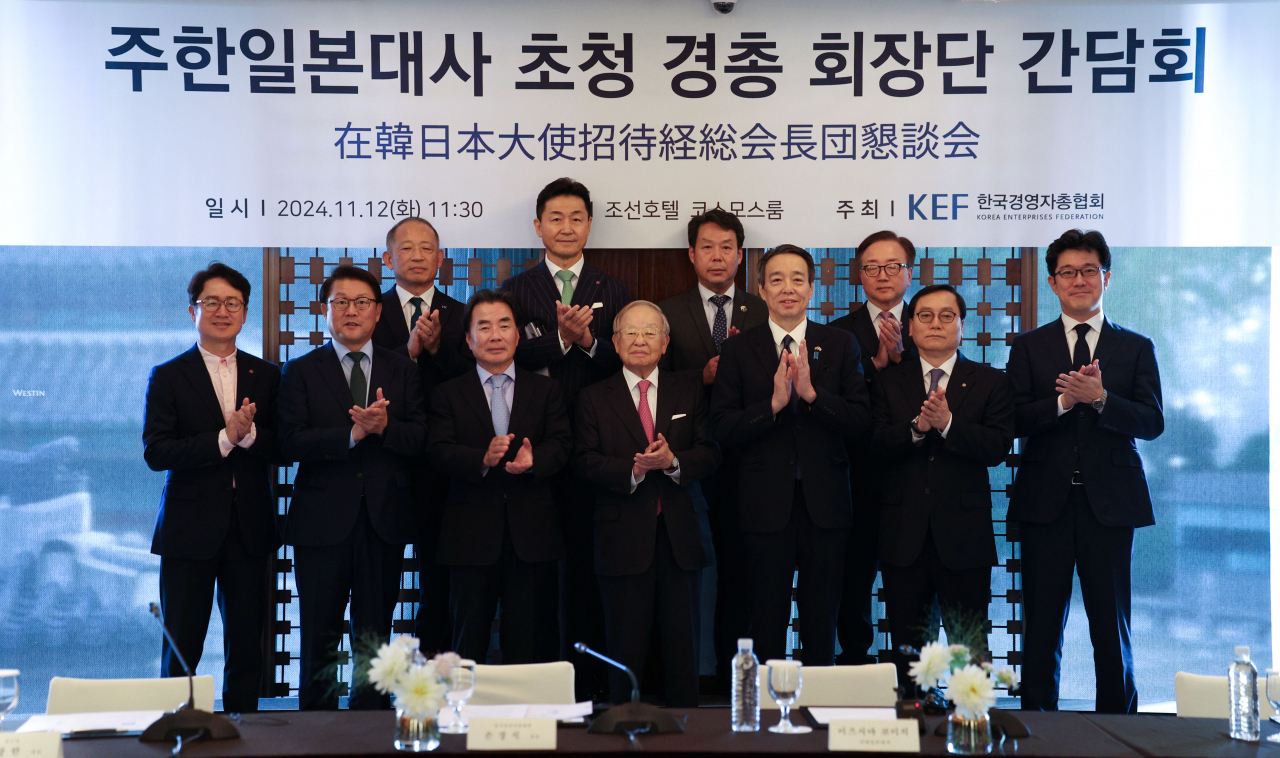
[
  {"xmin": 665, "ymin": 456, "xmax": 680, "ymax": 474},
  {"xmin": 1091, "ymin": 390, "xmax": 1108, "ymax": 412},
  {"xmin": 910, "ymin": 416, "xmax": 926, "ymax": 436}
]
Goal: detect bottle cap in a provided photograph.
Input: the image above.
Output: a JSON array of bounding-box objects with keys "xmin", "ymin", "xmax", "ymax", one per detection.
[
  {"xmin": 737, "ymin": 638, "xmax": 754, "ymax": 650},
  {"xmin": 1236, "ymin": 646, "xmax": 1251, "ymax": 657}
]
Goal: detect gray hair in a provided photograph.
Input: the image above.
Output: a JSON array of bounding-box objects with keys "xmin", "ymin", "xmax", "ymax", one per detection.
[
  {"xmin": 385, "ymin": 216, "xmax": 440, "ymax": 252},
  {"xmin": 612, "ymin": 300, "xmax": 670, "ymax": 335}
]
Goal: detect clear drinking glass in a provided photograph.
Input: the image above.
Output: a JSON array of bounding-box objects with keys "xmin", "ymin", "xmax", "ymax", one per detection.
[
  {"xmin": 0, "ymin": 670, "xmax": 18, "ymax": 730},
  {"xmin": 440, "ymin": 663, "xmax": 476, "ymax": 735},
  {"xmin": 1265, "ymin": 669, "xmax": 1280, "ymax": 741},
  {"xmin": 765, "ymin": 660, "xmax": 811, "ymax": 734}
]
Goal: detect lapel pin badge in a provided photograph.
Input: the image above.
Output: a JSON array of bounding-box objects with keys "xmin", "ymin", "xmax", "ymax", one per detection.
[
  {"xmin": 961, "ymin": 382, "xmax": 967, "ymax": 387},
  {"xmin": 739, "ymin": 305, "xmax": 747, "ymax": 311}
]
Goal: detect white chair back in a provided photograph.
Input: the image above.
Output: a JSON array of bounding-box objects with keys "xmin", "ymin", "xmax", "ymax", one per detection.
[
  {"xmin": 470, "ymin": 662, "xmax": 576, "ymax": 705},
  {"xmin": 46, "ymin": 676, "xmax": 216, "ymax": 714},
  {"xmin": 1175, "ymin": 671, "xmax": 1276, "ymax": 718},
  {"xmin": 758, "ymin": 663, "xmax": 898, "ymax": 709}
]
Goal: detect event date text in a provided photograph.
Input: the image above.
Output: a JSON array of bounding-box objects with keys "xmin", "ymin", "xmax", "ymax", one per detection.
[{"xmin": 205, "ymin": 198, "xmax": 482, "ymax": 220}]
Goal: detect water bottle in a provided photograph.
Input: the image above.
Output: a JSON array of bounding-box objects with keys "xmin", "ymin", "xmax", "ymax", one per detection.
[
  {"xmin": 1230, "ymin": 645, "xmax": 1260, "ymax": 741},
  {"xmin": 731, "ymin": 638, "xmax": 760, "ymax": 732}
]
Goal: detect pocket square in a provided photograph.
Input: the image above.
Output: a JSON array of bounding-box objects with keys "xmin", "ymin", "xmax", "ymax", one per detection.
[
  {"xmin": 592, "ymin": 302, "xmax": 604, "ymax": 309},
  {"xmin": 670, "ymin": 413, "xmax": 687, "ymax": 420}
]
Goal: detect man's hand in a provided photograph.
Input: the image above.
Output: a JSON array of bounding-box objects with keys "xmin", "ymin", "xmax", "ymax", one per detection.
[
  {"xmin": 407, "ymin": 309, "xmax": 443, "ymax": 359},
  {"xmin": 632, "ymin": 433, "xmax": 675, "ymax": 479},
  {"xmin": 727, "ymin": 325, "xmax": 741, "ymax": 340},
  {"xmin": 504, "ymin": 437, "xmax": 535, "ymax": 474},
  {"xmin": 919, "ymin": 388, "xmax": 951, "ymax": 432},
  {"xmin": 1056, "ymin": 359, "xmax": 1104, "ymax": 409},
  {"xmin": 483, "ymin": 433, "xmax": 515, "ymax": 468},
  {"xmin": 225, "ymin": 398, "xmax": 256, "ymax": 445},
  {"xmin": 791, "ymin": 339, "xmax": 817, "ymax": 403},
  {"xmin": 350, "ymin": 388, "xmax": 390, "ymax": 440},
  {"xmin": 556, "ymin": 303, "xmax": 595, "ymax": 349},
  {"xmin": 872, "ymin": 314, "xmax": 905, "ymax": 371},
  {"xmin": 770, "ymin": 351, "xmax": 793, "ymax": 415},
  {"xmin": 702, "ymin": 356, "xmax": 720, "ymax": 385}
]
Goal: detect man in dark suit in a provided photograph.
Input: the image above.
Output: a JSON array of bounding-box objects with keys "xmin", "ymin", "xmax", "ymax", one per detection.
[
  {"xmin": 278, "ymin": 265, "xmax": 428, "ymax": 710},
  {"xmin": 657, "ymin": 208, "xmax": 766, "ymax": 691},
  {"xmin": 428, "ymin": 289, "xmax": 572, "ymax": 664},
  {"xmin": 574, "ymin": 301, "xmax": 721, "ymax": 706},
  {"xmin": 869, "ymin": 284, "xmax": 1014, "ymax": 687},
  {"xmin": 828, "ymin": 231, "xmax": 918, "ymax": 666},
  {"xmin": 711, "ymin": 244, "xmax": 872, "ymax": 666},
  {"xmin": 1008, "ymin": 230, "xmax": 1163, "ymax": 714},
  {"xmin": 501, "ymin": 177, "xmax": 630, "ymax": 697},
  {"xmin": 144, "ymin": 263, "xmax": 279, "ymax": 713},
  {"xmin": 370, "ymin": 216, "xmax": 471, "ymax": 654}
]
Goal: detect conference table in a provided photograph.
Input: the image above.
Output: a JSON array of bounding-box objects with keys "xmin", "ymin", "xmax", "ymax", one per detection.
[{"xmin": 54, "ymin": 709, "xmax": 1280, "ymax": 758}]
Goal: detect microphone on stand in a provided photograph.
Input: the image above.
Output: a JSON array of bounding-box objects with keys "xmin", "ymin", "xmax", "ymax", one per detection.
[
  {"xmin": 572, "ymin": 642, "xmax": 683, "ymax": 736},
  {"xmin": 139, "ymin": 602, "xmax": 240, "ymax": 745}
]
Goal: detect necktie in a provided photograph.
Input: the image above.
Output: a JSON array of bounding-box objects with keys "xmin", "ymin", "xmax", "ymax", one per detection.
[
  {"xmin": 348, "ymin": 352, "xmax": 367, "ymax": 409},
  {"xmin": 710, "ymin": 294, "xmax": 731, "ymax": 352},
  {"xmin": 780, "ymin": 335, "xmax": 799, "ymax": 410},
  {"xmin": 927, "ymin": 367, "xmax": 946, "ymax": 395},
  {"xmin": 1072, "ymin": 323, "xmax": 1092, "ymax": 369},
  {"xmin": 408, "ymin": 296, "xmax": 424, "ymax": 331},
  {"xmin": 555, "ymin": 270, "xmax": 575, "ymax": 305},
  {"xmin": 489, "ymin": 374, "xmax": 510, "ymax": 437},
  {"xmin": 637, "ymin": 379, "xmax": 661, "ymax": 514}
]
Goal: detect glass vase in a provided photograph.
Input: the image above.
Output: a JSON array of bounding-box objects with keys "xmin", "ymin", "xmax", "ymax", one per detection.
[
  {"xmin": 946, "ymin": 710, "xmax": 992, "ymax": 755},
  {"xmin": 394, "ymin": 708, "xmax": 440, "ymax": 752}
]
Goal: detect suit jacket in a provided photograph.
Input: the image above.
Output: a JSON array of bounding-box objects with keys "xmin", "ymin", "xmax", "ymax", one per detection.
[
  {"xmin": 371, "ymin": 284, "xmax": 473, "ymax": 394},
  {"xmin": 143, "ymin": 346, "xmax": 281, "ymax": 561},
  {"xmin": 277, "ymin": 341, "xmax": 428, "ymax": 546},
  {"xmin": 429, "ymin": 366, "xmax": 572, "ymax": 566},
  {"xmin": 870, "ymin": 353, "xmax": 1015, "ymax": 570},
  {"xmin": 657, "ymin": 286, "xmax": 769, "ymax": 375},
  {"xmin": 1007, "ymin": 317, "xmax": 1164, "ymax": 527},
  {"xmin": 501, "ymin": 259, "xmax": 630, "ymax": 403},
  {"xmin": 710, "ymin": 321, "xmax": 872, "ymax": 533},
  {"xmin": 573, "ymin": 369, "xmax": 721, "ymax": 577},
  {"xmin": 827, "ymin": 304, "xmax": 918, "ymax": 389}
]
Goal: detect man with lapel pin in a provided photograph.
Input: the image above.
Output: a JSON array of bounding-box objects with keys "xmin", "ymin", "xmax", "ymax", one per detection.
[
  {"xmin": 144, "ymin": 263, "xmax": 280, "ymax": 714},
  {"xmin": 828, "ymin": 230, "xmax": 919, "ymax": 666},
  {"xmin": 371, "ymin": 216, "xmax": 471, "ymax": 654},
  {"xmin": 429, "ymin": 289, "xmax": 572, "ymax": 664},
  {"xmin": 657, "ymin": 208, "xmax": 766, "ymax": 692},
  {"xmin": 1009, "ymin": 230, "xmax": 1163, "ymax": 714},
  {"xmin": 869, "ymin": 284, "xmax": 1014, "ymax": 687},
  {"xmin": 501, "ymin": 177, "xmax": 630, "ymax": 698},
  {"xmin": 574, "ymin": 300, "xmax": 721, "ymax": 706},
  {"xmin": 711, "ymin": 244, "xmax": 871, "ymax": 666},
  {"xmin": 278, "ymin": 265, "xmax": 428, "ymax": 710}
]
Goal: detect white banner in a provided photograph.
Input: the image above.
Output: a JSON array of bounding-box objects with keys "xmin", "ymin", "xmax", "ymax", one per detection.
[{"xmin": 1, "ymin": 0, "xmax": 1277, "ymax": 249}]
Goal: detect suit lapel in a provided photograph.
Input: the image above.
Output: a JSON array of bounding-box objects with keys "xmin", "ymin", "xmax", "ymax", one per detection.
[
  {"xmin": 177, "ymin": 346, "xmax": 227, "ymax": 426},
  {"xmin": 686, "ymin": 289, "xmax": 718, "ymax": 358},
  {"xmin": 506, "ymin": 368, "xmax": 533, "ymax": 437},
  {"xmin": 751, "ymin": 324, "xmax": 782, "ymax": 376},
  {"xmin": 571, "ymin": 262, "xmax": 603, "ymax": 309},
  {"xmin": 729, "ymin": 289, "xmax": 751, "ymax": 331},
  {"xmin": 653, "ymin": 369, "xmax": 677, "ymax": 440},
  {"xmin": 367, "ymin": 346, "xmax": 394, "ymax": 405},
  {"xmin": 1094, "ymin": 318, "xmax": 1125, "ymax": 373},
  {"xmin": 429, "ymin": 289, "xmax": 455, "ymax": 333},
  {"xmin": 383, "ymin": 285, "xmax": 410, "ymax": 346},
  {"xmin": 902, "ymin": 356, "xmax": 928, "ymax": 411},
  {"xmin": 607, "ymin": 373, "xmax": 650, "ymax": 449},
  {"xmin": 944, "ymin": 352, "xmax": 977, "ymax": 414},
  {"xmin": 852, "ymin": 306, "xmax": 880, "ymax": 356},
  {"xmin": 317, "ymin": 342, "xmax": 356, "ymax": 410},
  {"xmin": 1042, "ymin": 317, "xmax": 1073, "ymax": 375},
  {"xmin": 531, "ymin": 260, "xmax": 562, "ymax": 314},
  {"xmin": 234, "ymin": 352, "xmax": 257, "ymax": 409}
]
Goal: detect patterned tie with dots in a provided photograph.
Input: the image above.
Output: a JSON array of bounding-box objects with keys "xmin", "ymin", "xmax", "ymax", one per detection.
[{"xmin": 710, "ymin": 294, "xmax": 731, "ymax": 352}]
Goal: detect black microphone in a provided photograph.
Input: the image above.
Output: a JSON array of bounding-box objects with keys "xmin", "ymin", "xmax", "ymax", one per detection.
[
  {"xmin": 139, "ymin": 602, "xmax": 240, "ymax": 745},
  {"xmin": 573, "ymin": 642, "xmax": 639, "ymax": 702},
  {"xmin": 149, "ymin": 603, "xmax": 196, "ymax": 711}
]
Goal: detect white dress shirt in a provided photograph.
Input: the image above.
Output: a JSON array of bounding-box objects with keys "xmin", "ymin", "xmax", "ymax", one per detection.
[
  {"xmin": 544, "ymin": 255, "xmax": 598, "ymax": 359},
  {"xmin": 912, "ymin": 352, "xmax": 957, "ymax": 441},
  {"xmin": 767, "ymin": 318, "xmax": 808, "ymax": 358},
  {"xmin": 476, "ymin": 361, "xmax": 518, "ymax": 477},
  {"xmin": 396, "ymin": 283, "xmax": 435, "ymax": 331},
  {"xmin": 622, "ymin": 367, "xmax": 681, "ymax": 492},
  {"xmin": 1056, "ymin": 310, "xmax": 1105, "ymax": 416},
  {"xmin": 697, "ymin": 282, "xmax": 736, "ymax": 333},
  {"xmin": 197, "ymin": 343, "xmax": 256, "ymax": 462},
  {"xmin": 864, "ymin": 299, "xmax": 905, "ymax": 327},
  {"xmin": 332, "ymin": 339, "xmax": 375, "ymax": 448}
]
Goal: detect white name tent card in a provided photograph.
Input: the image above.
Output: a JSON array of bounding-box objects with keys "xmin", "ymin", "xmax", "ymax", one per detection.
[
  {"xmin": 0, "ymin": 732, "xmax": 63, "ymax": 758},
  {"xmin": 465, "ymin": 718, "xmax": 556, "ymax": 750},
  {"xmin": 828, "ymin": 719, "xmax": 921, "ymax": 753},
  {"xmin": 805, "ymin": 707, "xmax": 898, "ymax": 726},
  {"xmin": 16, "ymin": 711, "xmax": 164, "ymax": 737}
]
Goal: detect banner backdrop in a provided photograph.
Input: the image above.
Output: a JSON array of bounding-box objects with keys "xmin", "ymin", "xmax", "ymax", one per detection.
[{"xmin": 0, "ymin": 0, "xmax": 1277, "ymax": 249}]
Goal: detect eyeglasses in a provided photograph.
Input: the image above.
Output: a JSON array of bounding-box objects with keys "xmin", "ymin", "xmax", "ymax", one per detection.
[
  {"xmin": 914, "ymin": 310, "xmax": 959, "ymax": 324},
  {"xmin": 860, "ymin": 263, "xmax": 910, "ymax": 277},
  {"xmin": 616, "ymin": 328, "xmax": 664, "ymax": 339},
  {"xmin": 1053, "ymin": 266, "xmax": 1106, "ymax": 280},
  {"xmin": 196, "ymin": 297, "xmax": 244, "ymax": 313},
  {"xmin": 329, "ymin": 297, "xmax": 377, "ymax": 311}
]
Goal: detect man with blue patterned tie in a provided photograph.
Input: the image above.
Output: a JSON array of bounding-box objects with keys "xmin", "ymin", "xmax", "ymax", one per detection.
[{"xmin": 428, "ymin": 289, "xmax": 573, "ymax": 664}]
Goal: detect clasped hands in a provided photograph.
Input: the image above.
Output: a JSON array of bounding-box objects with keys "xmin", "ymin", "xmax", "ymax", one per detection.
[
  {"xmin": 224, "ymin": 398, "xmax": 257, "ymax": 445},
  {"xmin": 632, "ymin": 433, "xmax": 675, "ymax": 480},
  {"xmin": 771, "ymin": 340, "xmax": 818, "ymax": 415},
  {"xmin": 350, "ymin": 388, "xmax": 390, "ymax": 442},
  {"xmin": 556, "ymin": 302, "xmax": 595, "ymax": 349},
  {"xmin": 872, "ymin": 314, "xmax": 905, "ymax": 371},
  {"xmin": 484, "ymin": 434, "xmax": 535, "ymax": 474},
  {"xmin": 913, "ymin": 389, "xmax": 951, "ymax": 435},
  {"xmin": 407, "ymin": 309, "xmax": 443, "ymax": 359},
  {"xmin": 1056, "ymin": 360, "xmax": 1104, "ymax": 410}
]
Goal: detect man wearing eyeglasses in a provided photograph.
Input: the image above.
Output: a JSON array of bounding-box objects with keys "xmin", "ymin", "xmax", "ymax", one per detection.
[
  {"xmin": 144, "ymin": 263, "xmax": 280, "ymax": 713},
  {"xmin": 828, "ymin": 231, "xmax": 918, "ymax": 666},
  {"xmin": 278, "ymin": 265, "xmax": 428, "ymax": 710},
  {"xmin": 869, "ymin": 284, "xmax": 1014, "ymax": 688},
  {"xmin": 1008, "ymin": 230, "xmax": 1164, "ymax": 714},
  {"xmin": 573, "ymin": 301, "xmax": 721, "ymax": 706}
]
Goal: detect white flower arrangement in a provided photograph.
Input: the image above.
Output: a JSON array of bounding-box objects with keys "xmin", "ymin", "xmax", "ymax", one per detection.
[
  {"xmin": 909, "ymin": 641, "xmax": 1018, "ymax": 719},
  {"xmin": 363, "ymin": 634, "xmax": 454, "ymax": 720}
]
